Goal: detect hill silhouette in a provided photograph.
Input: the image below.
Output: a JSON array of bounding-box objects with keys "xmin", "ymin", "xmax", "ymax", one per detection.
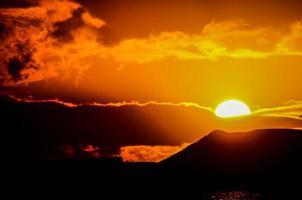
[
  {"xmin": 160, "ymin": 129, "xmax": 302, "ymax": 188},
  {"xmin": 4, "ymin": 119, "xmax": 302, "ymax": 197}
]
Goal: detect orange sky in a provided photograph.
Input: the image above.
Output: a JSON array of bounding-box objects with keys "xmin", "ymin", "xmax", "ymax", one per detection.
[{"xmin": 1, "ymin": 0, "xmax": 302, "ymax": 161}]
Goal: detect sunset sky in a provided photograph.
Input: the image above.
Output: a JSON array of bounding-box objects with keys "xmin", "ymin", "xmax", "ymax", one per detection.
[{"xmin": 0, "ymin": 0, "xmax": 302, "ymax": 161}]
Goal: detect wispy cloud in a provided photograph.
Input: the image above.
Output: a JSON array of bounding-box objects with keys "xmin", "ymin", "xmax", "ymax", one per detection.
[
  {"xmin": 9, "ymin": 95, "xmax": 213, "ymax": 111},
  {"xmin": 110, "ymin": 20, "xmax": 302, "ymax": 63},
  {"xmin": 253, "ymin": 101, "xmax": 302, "ymax": 120},
  {"xmin": 8, "ymin": 95, "xmax": 302, "ymax": 121}
]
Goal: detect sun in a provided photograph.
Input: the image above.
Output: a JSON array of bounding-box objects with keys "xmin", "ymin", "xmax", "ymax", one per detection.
[{"xmin": 215, "ymin": 100, "xmax": 251, "ymax": 118}]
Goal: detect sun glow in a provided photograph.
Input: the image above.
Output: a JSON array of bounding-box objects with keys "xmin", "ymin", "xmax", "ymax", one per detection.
[{"xmin": 215, "ymin": 100, "xmax": 251, "ymax": 118}]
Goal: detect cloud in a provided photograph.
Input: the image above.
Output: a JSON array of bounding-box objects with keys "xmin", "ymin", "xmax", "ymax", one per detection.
[
  {"xmin": 59, "ymin": 144, "xmax": 101, "ymax": 159},
  {"xmin": 60, "ymin": 143, "xmax": 190, "ymax": 162},
  {"xmin": 60, "ymin": 145, "xmax": 75, "ymax": 159},
  {"xmin": 8, "ymin": 95, "xmax": 302, "ymax": 121},
  {"xmin": 2, "ymin": 94, "xmax": 209, "ymax": 160},
  {"xmin": 276, "ymin": 22, "xmax": 302, "ymax": 54},
  {"xmin": 110, "ymin": 20, "xmax": 269, "ymax": 63},
  {"xmin": 81, "ymin": 144, "xmax": 101, "ymax": 158},
  {"xmin": 1, "ymin": 1, "xmax": 302, "ymax": 88},
  {"xmin": 254, "ymin": 101, "xmax": 302, "ymax": 120},
  {"xmin": 109, "ymin": 20, "xmax": 302, "ymax": 63},
  {"xmin": 0, "ymin": 0, "xmax": 106, "ymax": 85},
  {"xmin": 9, "ymin": 94, "xmax": 213, "ymax": 111},
  {"xmin": 81, "ymin": 12, "xmax": 104, "ymax": 29},
  {"xmin": 120, "ymin": 143, "xmax": 189, "ymax": 162}
]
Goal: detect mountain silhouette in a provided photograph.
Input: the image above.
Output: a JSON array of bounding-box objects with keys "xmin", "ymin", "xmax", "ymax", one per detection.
[{"xmin": 160, "ymin": 129, "xmax": 302, "ymax": 184}]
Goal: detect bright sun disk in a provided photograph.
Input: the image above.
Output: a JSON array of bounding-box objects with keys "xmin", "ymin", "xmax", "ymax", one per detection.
[{"xmin": 215, "ymin": 100, "xmax": 251, "ymax": 118}]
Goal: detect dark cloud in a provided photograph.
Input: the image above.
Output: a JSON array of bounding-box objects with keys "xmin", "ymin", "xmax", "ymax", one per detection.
[
  {"xmin": 0, "ymin": 22, "xmax": 8, "ymax": 40},
  {"xmin": 6, "ymin": 41, "xmax": 38, "ymax": 81},
  {"xmin": 7, "ymin": 58, "xmax": 29, "ymax": 81},
  {"xmin": 0, "ymin": 0, "xmax": 39, "ymax": 8},
  {"xmin": 0, "ymin": 95, "xmax": 176, "ymax": 159},
  {"xmin": 50, "ymin": 8, "xmax": 86, "ymax": 42},
  {"xmin": 0, "ymin": 18, "xmax": 39, "ymax": 83}
]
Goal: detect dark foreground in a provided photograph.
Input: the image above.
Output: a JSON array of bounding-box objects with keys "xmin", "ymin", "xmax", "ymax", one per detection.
[
  {"xmin": 15, "ymin": 159, "xmax": 301, "ymax": 199},
  {"xmin": 12, "ymin": 129, "xmax": 302, "ymax": 199}
]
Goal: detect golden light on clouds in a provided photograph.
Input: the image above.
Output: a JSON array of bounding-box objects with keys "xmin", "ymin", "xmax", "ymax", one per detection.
[
  {"xmin": 1, "ymin": 0, "xmax": 302, "ymax": 86},
  {"xmin": 120, "ymin": 143, "xmax": 190, "ymax": 162},
  {"xmin": 2, "ymin": 0, "xmax": 302, "ymax": 136}
]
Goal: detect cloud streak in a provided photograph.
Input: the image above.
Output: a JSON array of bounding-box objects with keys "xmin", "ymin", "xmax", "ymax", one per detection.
[
  {"xmin": 7, "ymin": 95, "xmax": 302, "ymax": 121},
  {"xmin": 254, "ymin": 101, "xmax": 302, "ymax": 120},
  {"xmin": 8, "ymin": 95, "xmax": 213, "ymax": 111}
]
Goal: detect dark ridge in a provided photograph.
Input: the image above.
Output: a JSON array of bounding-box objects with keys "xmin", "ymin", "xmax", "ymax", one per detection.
[{"xmin": 161, "ymin": 129, "xmax": 302, "ymax": 179}]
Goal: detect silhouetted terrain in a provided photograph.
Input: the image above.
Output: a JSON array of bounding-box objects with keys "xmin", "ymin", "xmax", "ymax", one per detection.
[
  {"xmin": 162, "ymin": 129, "xmax": 302, "ymax": 173},
  {"xmin": 2, "ymin": 95, "xmax": 302, "ymax": 197},
  {"xmin": 29, "ymin": 129, "xmax": 302, "ymax": 184},
  {"xmin": 115, "ymin": 129, "xmax": 302, "ymax": 186},
  {"xmin": 17, "ymin": 128, "xmax": 301, "ymax": 199},
  {"xmin": 160, "ymin": 129, "xmax": 302, "ymax": 188}
]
